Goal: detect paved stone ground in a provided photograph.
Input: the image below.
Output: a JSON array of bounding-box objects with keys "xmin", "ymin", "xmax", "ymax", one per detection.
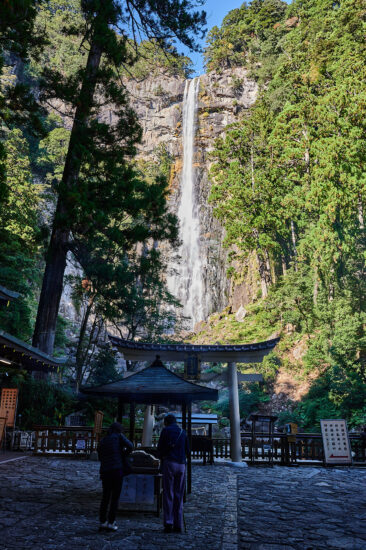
[
  {"xmin": 238, "ymin": 466, "xmax": 366, "ymax": 550},
  {"xmin": 0, "ymin": 458, "xmax": 366, "ymax": 550}
]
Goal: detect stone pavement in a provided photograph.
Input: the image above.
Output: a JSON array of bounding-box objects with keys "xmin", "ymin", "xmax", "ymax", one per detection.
[{"xmin": 0, "ymin": 457, "xmax": 365, "ymax": 550}]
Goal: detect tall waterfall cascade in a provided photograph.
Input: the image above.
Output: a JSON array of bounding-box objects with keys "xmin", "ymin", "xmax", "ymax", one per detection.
[{"xmin": 168, "ymin": 77, "xmax": 205, "ymax": 329}]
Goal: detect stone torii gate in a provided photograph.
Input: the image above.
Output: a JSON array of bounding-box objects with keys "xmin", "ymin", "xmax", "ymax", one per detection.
[{"xmin": 109, "ymin": 336, "xmax": 279, "ymax": 463}]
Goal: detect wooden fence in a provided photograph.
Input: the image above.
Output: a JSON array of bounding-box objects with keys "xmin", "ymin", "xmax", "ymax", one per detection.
[
  {"xmin": 31, "ymin": 427, "xmax": 366, "ymax": 465},
  {"xmin": 216, "ymin": 433, "xmax": 366, "ymax": 465},
  {"xmin": 33, "ymin": 426, "xmax": 100, "ymax": 456},
  {"xmin": 134, "ymin": 432, "xmax": 366, "ymax": 464}
]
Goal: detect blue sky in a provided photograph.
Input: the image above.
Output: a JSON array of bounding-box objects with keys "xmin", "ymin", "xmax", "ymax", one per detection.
[{"xmin": 178, "ymin": 0, "xmax": 291, "ymax": 76}]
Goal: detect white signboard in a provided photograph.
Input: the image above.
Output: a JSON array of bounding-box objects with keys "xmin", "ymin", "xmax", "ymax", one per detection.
[
  {"xmin": 320, "ymin": 419, "xmax": 352, "ymax": 465},
  {"xmin": 120, "ymin": 475, "xmax": 155, "ymax": 505}
]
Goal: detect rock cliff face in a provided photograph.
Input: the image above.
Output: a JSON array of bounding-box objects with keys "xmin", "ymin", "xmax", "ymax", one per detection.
[
  {"xmin": 125, "ymin": 68, "xmax": 258, "ymax": 323},
  {"xmin": 58, "ymin": 68, "xmax": 258, "ymax": 326}
]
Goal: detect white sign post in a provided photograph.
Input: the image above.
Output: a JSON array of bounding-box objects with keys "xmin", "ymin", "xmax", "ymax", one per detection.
[{"xmin": 320, "ymin": 419, "xmax": 352, "ymax": 465}]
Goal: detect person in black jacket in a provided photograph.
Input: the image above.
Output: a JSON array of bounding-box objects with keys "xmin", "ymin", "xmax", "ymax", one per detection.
[
  {"xmin": 157, "ymin": 413, "xmax": 189, "ymax": 533},
  {"xmin": 97, "ymin": 422, "xmax": 133, "ymax": 531}
]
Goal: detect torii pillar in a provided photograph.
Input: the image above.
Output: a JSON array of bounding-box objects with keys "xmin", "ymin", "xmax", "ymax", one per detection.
[
  {"xmin": 142, "ymin": 405, "xmax": 155, "ymax": 447},
  {"xmin": 228, "ymin": 362, "xmax": 242, "ymax": 462}
]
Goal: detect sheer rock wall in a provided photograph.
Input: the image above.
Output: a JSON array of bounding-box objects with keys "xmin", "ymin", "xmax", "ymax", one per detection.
[{"xmin": 125, "ymin": 68, "xmax": 258, "ymax": 321}]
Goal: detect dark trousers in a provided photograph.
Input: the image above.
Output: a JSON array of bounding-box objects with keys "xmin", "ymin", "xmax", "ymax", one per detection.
[
  {"xmin": 162, "ymin": 460, "xmax": 186, "ymax": 529},
  {"xmin": 99, "ymin": 469, "xmax": 123, "ymax": 523}
]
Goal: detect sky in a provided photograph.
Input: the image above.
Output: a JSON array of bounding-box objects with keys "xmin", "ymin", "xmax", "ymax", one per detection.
[{"xmin": 178, "ymin": 0, "xmax": 291, "ymax": 76}]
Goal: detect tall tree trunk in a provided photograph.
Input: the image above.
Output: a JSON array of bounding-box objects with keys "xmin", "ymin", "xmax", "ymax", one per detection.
[
  {"xmin": 75, "ymin": 293, "xmax": 96, "ymax": 391},
  {"xmin": 313, "ymin": 266, "xmax": 318, "ymax": 305},
  {"xmin": 253, "ymin": 229, "xmax": 272, "ymax": 298},
  {"xmin": 32, "ymin": 205, "xmax": 69, "ymax": 355},
  {"xmin": 358, "ymin": 193, "xmax": 364, "ymax": 230},
  {"xmin": 281, "ymin": 255, "xmax": 287, "ymax": 277},
  {"xmin": 32, "ymin": 32, "xmax": 103, "ymax": 355},
  {"xmin": 250, "ymin": 141, "xmax": 255, "ymax": 192},
  {"xmin": 257, "ymin": 251, "xmax": 271, "ymax": 298},
  {"xmin": 291, "ymin": 220, "xmax": 298, "ymax": 272}
]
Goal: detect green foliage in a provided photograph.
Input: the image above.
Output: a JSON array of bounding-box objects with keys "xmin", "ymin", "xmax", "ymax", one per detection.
[
  {"xmin": 286, "ymin": 366, "xmax": 366, "ymax": 431},
  {"xmin": 0, "ymin": 0, "xmax": 46, "ymax": 241},
  {"xmin": 54, "ymin": 315, "xmax": 70, "ymax": 353},
  {"xmin": 209, "ymin": 0, "xmax": 366, "ymax": 429},
  {"xmin": 6, "ymin": 375, "xmax": 77, "ymax": 429},
  {"xmin": 88, "ymin": 347, "xmax": 120, "ymax": 386},
  {"xmin": 124, "ymin": 40, "xmax": 193, "ymax": 80},
  {"xmin": 213, "ymin": 384, "xmax": 270, "ymax": 420},
  {"xmin": 28, "ymin": 2, "xmax": 195, "ymax": 82},
  {"xmin": 28, "ymin": 0, "xmax": 86, "ymax": 80},
  {"xmin": 37, "ymin": 115, "xmax": 70, "ymax": 189},
  {"xmin": 0, "ymin": 129, "xmax": 44, "ymax": 338},
  {"xmin": 231, "ymin": 75, "xmax": 243, "ymax": 93},
  {"xmin": 204, "ymin": 0, "xmax": 287, "ymax": 76}
]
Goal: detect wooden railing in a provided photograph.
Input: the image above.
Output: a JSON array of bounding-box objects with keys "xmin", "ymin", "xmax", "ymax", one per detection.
[
  {"xmin": 31, "ymin": 427, "xmax": 366, "ymax": 465},
  {"xmin": 33, "ymin": 426, "xmax": 101, "ymax": 456},
  {"xmin": 211, "ymin": 433, "xmax": 366, "ymax": 464}
]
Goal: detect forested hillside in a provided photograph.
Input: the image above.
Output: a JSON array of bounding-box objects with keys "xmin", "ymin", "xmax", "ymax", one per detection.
[
  {"xmin": 198, "ymin": 0, "xmax": 366, "ymax": 430},
  {"xmin": 0, "ymin": 0, "xmax": 365, "ymax": 432}
]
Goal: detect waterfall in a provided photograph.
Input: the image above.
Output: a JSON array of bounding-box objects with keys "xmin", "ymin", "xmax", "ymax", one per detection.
[{"xmin": 168, "ymin": 77, "xmax": 204, "ymax": 329}]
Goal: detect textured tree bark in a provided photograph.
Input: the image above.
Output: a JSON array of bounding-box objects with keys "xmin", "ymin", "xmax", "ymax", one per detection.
[
  {"xmin": 74, "ymin": 293, "xmax": 96, "ymax": 392},
  {"xmin": 32, "ymin": 35, "xmax": 103, "ymax": 355},
  {"xmin": 358, "ymin": 194, "xmax": 364, "ymax": 230},
  {"xmin": 32, "ymin": 214, "xmax": 69, "ymax": 355},
  {"xmin": 291, "ymin": 220, "xmax": 298, "ymax": 272},
  {"xmin": 313, "ymin": 267, "xmax": 319, "ymax": 305}
]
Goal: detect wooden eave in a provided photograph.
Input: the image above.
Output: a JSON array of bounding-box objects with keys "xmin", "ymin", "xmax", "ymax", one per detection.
[
  {"xmin": 80, "ymin": 363, "xmax": 219, "ymax": 404},
  {"xmin": 0, "ymin": 329, "xmax": 66, "ymax": 372},
  {"xmin": 109, "ymin": 335, "xmax": 280, "ymax": 363}
]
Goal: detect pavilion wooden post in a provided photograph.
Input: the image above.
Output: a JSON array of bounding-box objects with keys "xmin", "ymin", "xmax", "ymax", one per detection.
[
  {"xmin": 142, "ymin": 405, "xmax": 154, "ymax": 447},
  {"xmin": 182, "ymin": 401, "xmax": 187, "ymax": 431},
  {"xmin": 117, "ymin": 398, "xmax": 124, "ymax": 423},
  {"xmin": 187, "ymin": 401, "xmax": 192, "ymax": 494},
  {"xmin": 228, "ymin": 362, "xmax": 242, "ymax": 462},
  {"xmin": 129, "ymin": 402, "xmax": 135, "ymax": 443}
]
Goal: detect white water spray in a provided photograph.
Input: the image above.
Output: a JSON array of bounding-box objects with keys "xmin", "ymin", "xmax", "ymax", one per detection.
[{"xmin": 168, "ymin": 77, "xmax": 204, "ymax": 329}]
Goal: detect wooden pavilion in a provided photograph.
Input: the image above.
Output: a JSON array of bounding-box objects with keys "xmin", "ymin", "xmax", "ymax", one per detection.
[{"xmin": 81, "ymin": 357, "xmax": 219, "ymax": 492}]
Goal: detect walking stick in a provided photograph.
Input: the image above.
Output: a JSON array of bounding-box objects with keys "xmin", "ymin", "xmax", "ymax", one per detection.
[{"xmin": 183, "ymin": 508, "xmax": 187, "ymax": 533}]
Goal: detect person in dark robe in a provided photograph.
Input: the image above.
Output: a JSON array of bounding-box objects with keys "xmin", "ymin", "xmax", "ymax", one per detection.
[
  {"xmin": 157, "ymin": 413, "xmax": 189, "ymax": 533},
  {"xmin": 97, "ymin": 422, "xmax": 133, "ymax": 531}
]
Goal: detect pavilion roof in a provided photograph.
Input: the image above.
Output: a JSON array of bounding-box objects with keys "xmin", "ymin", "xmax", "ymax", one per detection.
[
  {"xmin": 80, "ymin": 362, "xmax": 219, "ymax": 404},
  {"xmin": 0, "ymin": 329, "xmax": 66, "ymax": 372},
  {"xmin": 109, "ymin": 335, "xmax": 279, "ymax": 363}
]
